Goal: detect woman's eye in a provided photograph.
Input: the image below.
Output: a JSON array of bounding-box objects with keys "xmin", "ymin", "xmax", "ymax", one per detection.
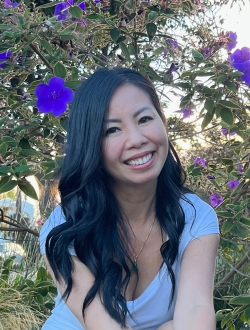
[
  {"xmin": 139, "ymin": 116, "xmax": 153, "ymax": 124},
  {"xmin": 105, "ymin": 127, "xmax": 120, "ymax": 135}
]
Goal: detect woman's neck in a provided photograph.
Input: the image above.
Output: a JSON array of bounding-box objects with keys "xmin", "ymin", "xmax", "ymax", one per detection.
[{"xmin": 111, "ymin": 180, "xmax": 157, "ymax": 225}]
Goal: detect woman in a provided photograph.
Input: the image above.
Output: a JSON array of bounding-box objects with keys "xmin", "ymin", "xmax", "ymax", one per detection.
[{"xmin": 40, "ymin": 67, "xmax": 219, "ymax": 330}]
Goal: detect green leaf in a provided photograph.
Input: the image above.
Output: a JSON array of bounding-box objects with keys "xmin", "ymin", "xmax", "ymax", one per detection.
[
  {"xmin": 18, "ymin": 138, "xmax": 30, "ymax": 149},
  {"xmin": 54, "ymin": 62, "xmax": 67, "ymax": 79},
  {"xmin": 119, "ymin": 42, "xmax": 130, "ymax": 63},
  {"xmin": 175, "ymin": 82, "xmax": 191, "ymax": 89},
  {"xmin": 221, "ymin": 158, "xmax": 233, "ymax": 165},
  {"xmin": 60, "ymin": 34, "xmax": 75, "ymax": 41},
  {"xmin": 229, "ymin": 71, "xmax": 243, "ymax": 77},
  {"xmin": 69, "ymin": 6, "xmax": 82, "ymax": 19},
  {"xmin": 232, "ymin": 222, "xmax": 250, "ymax": 239},
  {"xmin": 64, "ymin": 80, "xmax": 82, "ymax": 89},
  {"xmin": 127, "ymin": 44, "xmax": 135, "ymax": 55},
  {"xmin": 240, "ymin": 217, "xmax": 250, "ymax": 227},
  {"xmin": 230, "ymin": 296, "xmax": 250, "ymax": 305},
  {"xmin": 0, "ymin": 180, "xmax": 18, "ymax": 194},
  {"xmin": 148, "ymin": 11, "xmax": 158, "ymax": 20},
  {"xmin": 245, "ymin": 168, "xmax": 250, "ymax": 179},
  {"xmin": 204, "ymin": 100, "xmax": 214, "ymax": 114},
  {"xmin": 60, "ymin": 23, "xmax": 77, "ymax": 36},
  {"xmin": 0, "ymin": 116, "xmax": 8, "ymax": 127},
  {"xmin": 14, "ymin": 165, "xmax": 32, "ymax": 173},
  {"xmin": 147, "ymin": 67, "xmax": 162, "ymax": 81},
  {"xmin": 220, "ymin": 108, "xmax": 234, "ymax": 126},
  {"xmin": 19, "ymin": 149, "xmax": 42, "ymax": 157},
  {"xmin": 180, "ymin": 93, "xmax": 193, "ymax": 108},
  {"xmin": 110, "ymin": 28, "xmax": 120, "ymax": 43},
  {"xmin": 217, "ymin": 211, "xmax": 235, "ymax": 218},
  {"xmin": 201, "ymin": 112, "xmax": 213, "ymax": 130},
  {"xmin": 0, "ymin": 143, "xmax": 7, "ymax": 155},
  {"xmin": 86, "ymin": 14, "xmax": 100, "ymax": 20},
  {"xmin": 2, "ymin": 136, "xmax": 16, "ymax": 147},
  {"xmin": 116, "ymin": 36, "xmax": 126, "ymax": 44},
  {"xmin": 218, "ymin": 100, "xmax": 241, "ymax": 109},
  {"xmin": 18, "ymin": 179, "xmax": 38, "ymax": 200},
  {"xmin": 221, "ymin": 219, "xmax": 234, "ymax": 236},
  {"xmin": 192, "ymin": 50, "xmax": 204, "ymax": 63},
  {"xmin": 0, "ymin": 176, "xmax": 9, "ymax": 188},
  {"xmin": 216, "ymin": 75, "xmax": 228, "ymax": 83},
  {"xmin": 36, "ymin": 267, "xmax": 48, "ymax": 281},
  {"xmin": 146, "ymin": 23, "xmax": 157, "ymax": 41},
  {"xmin": 39, "ymin": 39, "xmax": 52, "ymax": 54},
  {"xmin": 0, "ymin": 166, "xmax": 11, "ymax": 174}
]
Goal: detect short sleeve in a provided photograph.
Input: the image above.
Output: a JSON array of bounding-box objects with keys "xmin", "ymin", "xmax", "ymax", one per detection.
[
  {"xmin": 179, "ymin": 194, "xmax": 220, "ymax": 257},
  {"xmin": 39, "ymin": 205, "xmax": 65, "ymax": 255}
]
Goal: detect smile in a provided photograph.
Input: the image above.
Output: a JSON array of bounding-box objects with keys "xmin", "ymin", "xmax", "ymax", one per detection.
[{"xmin": 126, "ymin": 153, "xmax": 153, "ymax": 166}]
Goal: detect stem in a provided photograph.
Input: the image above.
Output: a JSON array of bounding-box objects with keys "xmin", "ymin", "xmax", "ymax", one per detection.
[
  {"xmin": 215, "ymin": 250, "xmax": 250, "ymax": 289},
  {"xmin": 0, "ymin": 227, "xmax": 39, "ymax": 237},
  {"xmin": 29, "ymin": 42, "xmax": 54, "ymax": 74}
]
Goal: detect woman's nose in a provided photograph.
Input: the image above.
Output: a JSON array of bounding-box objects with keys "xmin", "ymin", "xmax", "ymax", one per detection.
[{"xmin": 125, "ymin": 128, "xmax": 148, "ymax": 149}]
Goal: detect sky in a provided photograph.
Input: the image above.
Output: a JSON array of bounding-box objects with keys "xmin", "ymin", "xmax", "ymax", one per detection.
[{"xmin": 221, "ymin": 2, "xmax": 250, "ymax": 49}]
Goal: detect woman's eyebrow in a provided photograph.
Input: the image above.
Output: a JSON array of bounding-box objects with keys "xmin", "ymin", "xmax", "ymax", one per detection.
[{"xmin": 105, "ymin": 106, "xmax": 152, "ymax": 123}]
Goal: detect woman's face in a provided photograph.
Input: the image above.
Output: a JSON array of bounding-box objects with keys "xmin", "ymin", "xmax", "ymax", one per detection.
[{"xmin": 102, "ymin": 84, "xmax": 169, "ymax": 188}]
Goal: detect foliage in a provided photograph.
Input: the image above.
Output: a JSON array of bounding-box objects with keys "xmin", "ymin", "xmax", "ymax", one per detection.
[
  {"xmin": 0, "ymin": 0, "xmax": 249, "ymax": 328},
  {"xmin": 0, "ymin": 256, "xmax": 56, "ymax": 329}
]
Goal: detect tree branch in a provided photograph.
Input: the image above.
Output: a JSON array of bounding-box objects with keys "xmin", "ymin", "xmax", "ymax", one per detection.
[{"xmin": 215, "ymin": 250, "xmax": 250, "ymax": 289}]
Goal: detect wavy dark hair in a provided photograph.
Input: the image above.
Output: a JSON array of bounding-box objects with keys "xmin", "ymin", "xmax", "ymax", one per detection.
[{"xmin": 45, "ymin": 67, "xmax": 192, "ymax": 327}]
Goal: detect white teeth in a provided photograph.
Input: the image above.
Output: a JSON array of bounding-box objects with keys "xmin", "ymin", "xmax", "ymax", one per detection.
[{"xmin": 127, "ymin": 153, "xmax": 153, "ymax": 166}]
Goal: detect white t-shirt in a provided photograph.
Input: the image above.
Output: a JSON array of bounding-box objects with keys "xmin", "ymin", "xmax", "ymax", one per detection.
[{"xmin": 40, "ymin": 193, "xmax": 219, "ymax": 330}]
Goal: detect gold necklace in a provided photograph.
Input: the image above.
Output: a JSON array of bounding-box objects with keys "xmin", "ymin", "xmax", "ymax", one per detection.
[{"xmin": 131, "ymin": 216, "xmax": 156, "ymax": 273}]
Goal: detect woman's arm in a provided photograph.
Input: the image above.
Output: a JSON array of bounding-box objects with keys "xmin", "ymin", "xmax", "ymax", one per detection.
[
  {"xmin": 43, "ymin": 255, "xmax": 132, "ymax": 330},
  {"xmin": 157, "ymin": 234, "xmax": 219, "ymax": 330}
]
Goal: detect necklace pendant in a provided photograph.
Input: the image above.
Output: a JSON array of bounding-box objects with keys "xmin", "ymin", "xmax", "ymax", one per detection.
[{"xmin": 132, "ymin": 261, "xmax": 138, "ymax": 272}]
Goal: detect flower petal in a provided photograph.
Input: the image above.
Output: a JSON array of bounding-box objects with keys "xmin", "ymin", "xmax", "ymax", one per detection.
[
  {"xmin": 51, "ymin": 100, "xmax": 68, "ymax": 116},
  {"xmin": 35, "ymin": 84, "xmax": 51, "ymax": 100},
  {"xmin": 78, "ymin": 1, "xmax": 86, "ymax": 10},
  {"xmin": 57, "ymin": 87, "xmax": 74, "ymax": 103},
  {"xmin": 36, "ymin": 99, "xmax": 54, "ymax": 113},
  {"xmin": 48, "ymin": 77, "xmax": 65, "ymax": 92}
]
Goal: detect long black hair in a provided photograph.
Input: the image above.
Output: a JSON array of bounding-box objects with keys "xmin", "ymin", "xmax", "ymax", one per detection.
[{"xmin": 45, "ymin": 67, "xmax": 192, "ymax": 327}]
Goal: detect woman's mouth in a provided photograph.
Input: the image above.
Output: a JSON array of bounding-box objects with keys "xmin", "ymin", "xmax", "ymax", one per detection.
[{"xmin": 126, "ymin": 153, "xmax": 153, "ymax": 166}]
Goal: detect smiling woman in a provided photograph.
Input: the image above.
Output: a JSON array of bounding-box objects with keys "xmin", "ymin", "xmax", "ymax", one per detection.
[{"xmin": 40, "ymin": 67, "xmax": 219, "ymax": 330}]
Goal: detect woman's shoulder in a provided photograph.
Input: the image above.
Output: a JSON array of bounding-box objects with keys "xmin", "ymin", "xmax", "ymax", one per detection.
[
  {"xmin": 178, "ymin": 192, "xmax": 219, "ymax": 255},
  {"xmin": 180, "ymin": 192, "xmax": 216, "ymax": 220},
  {"xmin": 39, "ymin": 205, "xmax": 66, "ymax": 254}
]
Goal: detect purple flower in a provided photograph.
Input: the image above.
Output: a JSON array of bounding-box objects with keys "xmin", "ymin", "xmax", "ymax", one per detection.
[
  {"xmin": 175, "ymin": 107, "xmax": 193, "ymax": 119},
  {"xmin": 227, "ymin": 180, "xmax": 240, "ymax": 189},
  {"xmin": 210, "ymin": 193, "xmax": 224, "ymax": 207},
  {"xmin": 221, "ymin": 128, "xmax": 236, "ymax": 136},
  {"xmin": 233, "ymin": 61, "xmax": 250, "ymax": 85},
  {"xmin": 203, "ymin": 48, "xmax": 211, "ymax": 56},
  {"xmin": 207, "ymin": 175, "xmax": 215, "ymax": 180},
  {"xmin": 238, "ymin": 162, "xmax": 243, "ymax": 173},
  {"xmin": 175, "ymin": 107, "xmax": 194, "ymax": 118},
  {"xmin": 4, "ymin": 0, "xmax": 19, "ymax": 7},
  {"xmin": 35, "ymin": 77, "xmax": 74, "ymax": 116},
  {"xmin": 163, "ymin": 48, "xmax": 168, "ymax": 59},
  {"xmin": 0, "ymin": 50, "xmax": 12, "ymax": 68},
  {"xmin": 54, "ymin": 0, "xmax": 86, "ymax": 20},
  {"xmin": 229, "ymin": 47, "xmax": 250, "ymax": 67},
  {"xmin": 166, "ymin": 63, "xmax": 178, "ymax": 73},
  {"xmin": 167, "ymin": 39, "xmax": 178, "ymax": 50},
  {"xmin": 194, "ymin": 157, "xmax": 206, "ymax": 167},
  {"xmin": 54, "ymin": 2, "xmax": 69, "ymax": 20},
  {"xmin": 227, "ymin": 31, "xmax": 237, "ymax": 51}
]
